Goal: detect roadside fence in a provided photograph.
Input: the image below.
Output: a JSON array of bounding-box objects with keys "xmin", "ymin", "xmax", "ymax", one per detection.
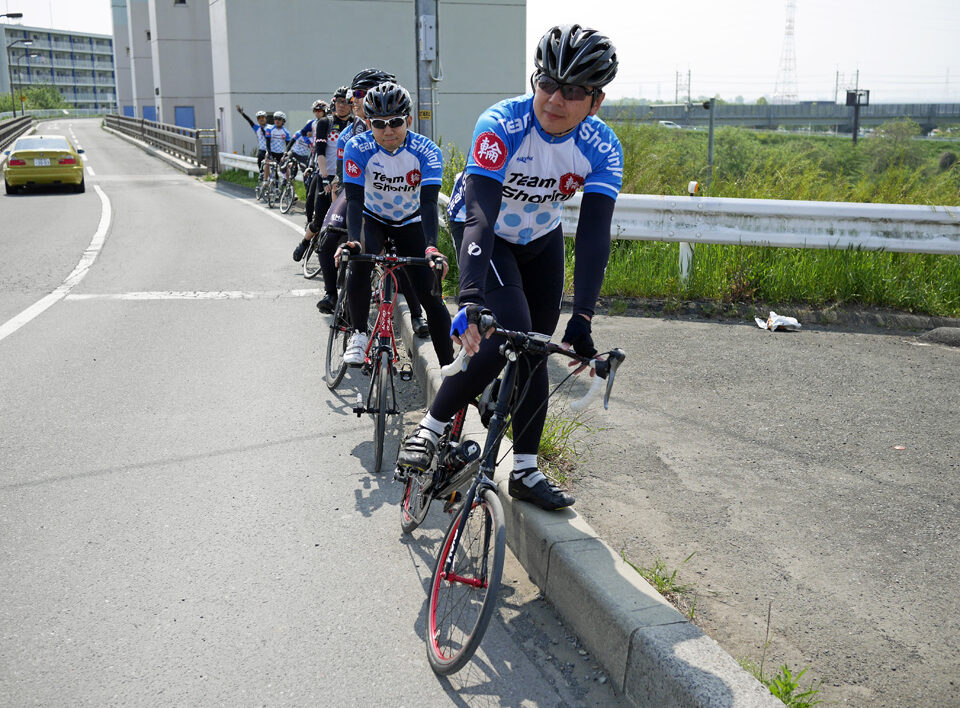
[
  {"xmin": 105, "ymin": 114, "xmax": 218, "ymax": 172},
  {"xmin": 0, "ymin": 115, "xmax": 33, "ymax": 151}
]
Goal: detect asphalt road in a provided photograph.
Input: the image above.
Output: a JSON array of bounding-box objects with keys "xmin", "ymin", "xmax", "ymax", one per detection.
[
  {"xmin": 571, "ymin": 314, "xmax": 959, "ymax": 706},
  {"xmin": 0, "ymin": 119, "xmax": 626, "ymax": 706}
]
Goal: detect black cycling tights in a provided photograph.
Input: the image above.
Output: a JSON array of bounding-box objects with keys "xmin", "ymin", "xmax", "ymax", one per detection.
[
  {"xmin": 346, "ymin": 219, "xmax": 453, "ymax": 365},
  {"xmin": 430, "ymin": 226, "xmax": 565, "ymax": 455}
]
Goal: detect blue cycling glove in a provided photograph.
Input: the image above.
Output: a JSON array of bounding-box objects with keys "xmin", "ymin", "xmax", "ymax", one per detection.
[{"xmin": 450, "ymin": 304, "xmax": 488, "ymax": 338}]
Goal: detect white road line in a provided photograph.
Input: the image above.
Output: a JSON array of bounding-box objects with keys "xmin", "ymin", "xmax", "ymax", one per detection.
[
  {"xmin": 65, "ymin": 289, "xmax": 322, "ymax": 301},
  {"xmin": 86, "ymin": 165, "xmax": 95, "ymax": 176},
  {"xmin": 0, "ymin": 185, "xmax": 113, "ymax": 344},
  {"xmin": 197, "ymin": 181, "xmax": 303, "ymax": 234}
]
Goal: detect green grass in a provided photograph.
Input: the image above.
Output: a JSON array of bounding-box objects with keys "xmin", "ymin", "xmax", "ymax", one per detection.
[{"xmin": 623, "ymin": 551, "xmax": 698, "ymax": 619}]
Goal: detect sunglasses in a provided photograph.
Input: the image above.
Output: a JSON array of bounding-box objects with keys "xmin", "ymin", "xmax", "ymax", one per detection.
[
  {"xmin": 351, "ymin": 89, "xmax": 366, "ymax": 99},
  {"xmin": 370, "ymin": 117, "xmax": 405, "ymax": 130},
  {"xmin": 535, "ymin": 73, "xmax": 597, "ymax": 101}
]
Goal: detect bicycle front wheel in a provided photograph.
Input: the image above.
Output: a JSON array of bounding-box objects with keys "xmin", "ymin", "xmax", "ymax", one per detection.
[
  {"xmin": 426, "ymin": 487, "xmax": 505, "ymax": 675},
  {"xmin": 280, "ymin": 182, "xmax": 296, "ymax": 213},
  {"xmin": 267, "ymin": 182, "xmax": 276, "ymax": 208},
  {"xmin": 372, "ymin": 349, "xmax": 390, "ymax": 472},
  {"xmin": 302, "ymin": 237, "xmax": 322, "ymax": 279},
  {"xmin": 255, "ymin": 175, "xmax": 266, "ymax": 201},
  {"xmin": 324, "ymin": 290, "xmax": 349, "ymax": 389}
]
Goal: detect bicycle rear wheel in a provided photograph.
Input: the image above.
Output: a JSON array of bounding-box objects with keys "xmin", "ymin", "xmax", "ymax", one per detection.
[
  {"xmin": 280, "ymin": 182, "xmax": 296, "ymax": 213},
  {"xmin": 426, "ymin": 487, "xmax": 505, "ymax": 675},
  {"xmin": 372, "ymin": 349, "xmax": 390, "ymax": 472},
  {"xmin": 302, "ymin": 237, "xmax": 322, "ymax": 279},
  {"xmin": 324, "ymin": 290, "xmax": 349, "ymax": 389},
  {"xmin": 255, "ymin": 174, "xmax": 266, "ymax": 201},
  {"xmin": 400, "ymin": 468, "xmax": 432, "ymax": 534}
]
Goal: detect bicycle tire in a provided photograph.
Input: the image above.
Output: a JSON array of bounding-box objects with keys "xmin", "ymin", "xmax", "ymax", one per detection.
[
  {"xmin": 400, "ymin": 469, "xmax": 433, "ymax": 534},
  {"xmin": 255, "ymin": 175, "xmax": 266, "ymax": 201},
  {"xmin": 302, "ymin": 238, "xmax": 322, "ymax": 279},
  {"xmin": 426, "ymin": 487, "xmax": 505, "ymax": 675},
  {"xmin": 280, "ymin": 182, "xmax": 296, "ymax": 213},
  {"xmin": 324, "ymin": 290, "xmax": 349, "ymax": 389},
  {"xmin": 267, "ymin": 181, "xmax": 276, "ymax": 208},
  {"xmin": 373, "ymin": 349, "xmax": 389, "ymax": 472}
]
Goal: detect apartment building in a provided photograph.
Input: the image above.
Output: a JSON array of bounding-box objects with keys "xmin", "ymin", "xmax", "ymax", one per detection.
[{"xmin": 0, "ymin": 24, "xmax": 117, "ymax": 112}]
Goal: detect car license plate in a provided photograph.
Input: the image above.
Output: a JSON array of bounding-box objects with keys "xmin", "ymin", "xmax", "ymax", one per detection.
[{"xmin": 34, "ymin": 158, "xmax": 50, "ymax": 166}]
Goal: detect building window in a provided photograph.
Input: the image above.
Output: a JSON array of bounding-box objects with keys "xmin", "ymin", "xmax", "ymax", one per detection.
[
  {"xmin": 146, "ymin": 30, "xmax": 151, "ymax": 40},
  {"xmin": 174, "ymin": 0, "xmax": 186, "ymax": 4}
]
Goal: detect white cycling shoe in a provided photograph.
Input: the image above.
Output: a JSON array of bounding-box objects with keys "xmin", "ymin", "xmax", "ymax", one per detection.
[{"xmin": 343, "ymin": 330, "xmax": 368, "ymax": 366}]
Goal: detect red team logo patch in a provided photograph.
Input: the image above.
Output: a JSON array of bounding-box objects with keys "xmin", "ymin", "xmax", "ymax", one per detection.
[
  {"xmin": 345, "ymin": 159, "xmax": 361, "ymax": 178},
  {"xmin": 558, "ymin": 172, "xmax": 585, "ymax": 196},
  {"xmin": 337, "ymin": 147, "xmax": 344, "ymax": 158},
  {"xmin": 472, "ymin": 131, "xmax": 507, "ymax": 171},
  {"xmin": 406, "ymin": 169, "xmax": 422, "ymax": 187}
]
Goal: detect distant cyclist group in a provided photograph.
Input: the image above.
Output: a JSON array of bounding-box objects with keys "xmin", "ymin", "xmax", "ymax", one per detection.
[{"xmin": 238, "ymin": 24, "xmax": 624, "ymax": 513}]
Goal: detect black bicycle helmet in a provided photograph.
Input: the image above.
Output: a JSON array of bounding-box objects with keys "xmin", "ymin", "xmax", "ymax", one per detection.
[
  {"xmin": 351, "ymin": 68, "xmax": 396, "ymax": 92},
  {"xmin": 535, "ymin": 24, "xmax": 618, "ymax": 88},
  {"xmin": 332, "ymin": 85, "xmax": 349, "ymax": 101},
  {"xmin": 312, "ymin": 98, "xmax": 328, "ymax": 113},
  {"xmin": 363, "ymin": 82, "xmax": 412, "ymax": 118}
]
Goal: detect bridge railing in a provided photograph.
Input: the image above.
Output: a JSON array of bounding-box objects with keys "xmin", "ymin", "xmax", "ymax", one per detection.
[
  {"xmin": 104, "ymin": 114, "xmax": 218, "ymax": 172},
  {"xmin": 0, "ymin": 115, "xmax": 34, "ymax": 152}
]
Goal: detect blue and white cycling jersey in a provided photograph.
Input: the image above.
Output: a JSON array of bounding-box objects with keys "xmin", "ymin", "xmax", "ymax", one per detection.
[
  {"xmin": 463, "ymin": 94, "xmax": 623, "ymax": 245},
  {"xmin": 336, "ymin": 116, "xmax": 364, "ymax": 162},
  {"xmin": 251, "ymin": 123, "xmax": 267, "ymax": 151},
  {"xmin": 325, "ymin": 115, "xmax": 350, "ymax": 174},
  {"xmin": 341, "ymin": 129, "xmax": 443, "ymax": 227},
  {"xmin": 290, "ymin": 121, "xmax": 314, "ymax": 157},
  {"xmin": 447, "ymin": 171, "xmax": 466, "ymax": 224},
  {"xmin": 264, "ymin": 124, "xmax": 291, "ymax": 154}
]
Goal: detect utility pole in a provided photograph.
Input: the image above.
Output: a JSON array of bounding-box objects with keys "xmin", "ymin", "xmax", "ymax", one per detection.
[
  {"xmin": 687, "ymin": 69, "xmax": 691, "ymax": 104},
  {"xmin": 414, "ymin": 0, "xmax": 439, "ymax": 140}
]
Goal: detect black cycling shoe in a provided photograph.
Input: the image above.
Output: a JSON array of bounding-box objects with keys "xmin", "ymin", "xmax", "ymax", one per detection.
[
  {"xmin": 397, "ymin": 430, "xmax": 437, "ymax": 471},
  {"xmin": 412, "ymin": 316, "xmax": 430, "ymax": 339},
  {"xmin": 316, "ymin": 293, "xmax": 337, "ymax": 314},
  {"xmin": 293, "ymin": 239, "xmax": 309, "ymax": 262},
  {"xmin": 508, "ymin": 469, "xmax": 575, "ymax": 511}
]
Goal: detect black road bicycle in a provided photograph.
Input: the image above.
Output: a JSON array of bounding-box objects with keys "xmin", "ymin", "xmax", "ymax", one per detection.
[{"xmin": 397, "ymin": 313, "xmax": 625, "ymax": 674}]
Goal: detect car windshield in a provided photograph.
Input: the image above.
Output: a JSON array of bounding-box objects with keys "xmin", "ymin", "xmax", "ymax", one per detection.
[{"xmin": 15, "ymin": 137, "xmax": 71, "ymax": 151}]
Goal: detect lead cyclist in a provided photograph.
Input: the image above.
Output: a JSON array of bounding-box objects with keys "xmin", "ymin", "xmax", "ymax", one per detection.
[{"xmin": 398, "ymin": 24, "xmax": 623, "ymax": 511}]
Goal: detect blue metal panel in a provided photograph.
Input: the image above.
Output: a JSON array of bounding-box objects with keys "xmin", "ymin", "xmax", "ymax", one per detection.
[
  {"xmin": 123, "ymin": 105, "xmax": 135, "ymax": 117},
  {"xmin": 143, "ymin": 105, "xmax": 157, "ymax": 121},
  {"xmin": 174, "ymin": 106, "xmax": 195, "ymax": 129}
]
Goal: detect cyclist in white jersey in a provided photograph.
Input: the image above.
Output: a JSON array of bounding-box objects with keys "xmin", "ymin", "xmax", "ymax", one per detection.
[
  {"xmin": 236, "ymin": 106, "xmax": 268, "ymax": 170},
  {"xmin": 398, "ymin": 25, "xmax": 623, "ymax": 511},
  {"xmin": 263, "ymin": 112, "xmax": 291, "ymax": 187},
  {"xmin": 339, "ymin": 82, "xmax": 453, "ymax": 367}
]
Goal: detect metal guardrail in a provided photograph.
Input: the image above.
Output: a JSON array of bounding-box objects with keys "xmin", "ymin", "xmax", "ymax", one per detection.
[
  {"xmin": 105, "ymin": 114, "xmax": 218, "ymax": 172},
  {"xmin": 0, "ymin": 115, "xmax": 33, "ymax": 152},
  {"xmin": 218, "ymin": 151, "xmax": 308, "ymax": 183},
  {"xmin": 221, "ymin": 154, "xmax": 959, "ymax": 276}
]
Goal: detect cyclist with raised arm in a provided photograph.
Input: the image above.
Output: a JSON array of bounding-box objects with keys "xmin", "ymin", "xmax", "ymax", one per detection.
[
  {"xmin": 339, "ymin": 81, "xmax": 454, "ymax": 367},
  {"xmin": 236, "ymin": 105, "xmax": 268, "ymax": 171},
  {"xmin": 398, "ymin": 24, "xmax": 622, "ymax": 511}
]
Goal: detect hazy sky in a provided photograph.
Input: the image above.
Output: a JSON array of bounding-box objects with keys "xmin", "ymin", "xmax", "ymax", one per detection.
[{"xmin": 3, "ymin": 0, "xmax": 957, "ymax": 103}]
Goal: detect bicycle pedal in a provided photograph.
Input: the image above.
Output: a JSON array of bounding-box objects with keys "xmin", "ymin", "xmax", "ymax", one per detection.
[
  {"xmin": 393, "ymin": 466, "xmax": 408, "ymax": 483},
  {"xmin": 353, "ymin": 406, "xmax": 365, "ymax": 417},
  {"xmin": 399, "ymin": 363, "xmax": 414, "ymax": 381},
  {"xmin": 442, "ymin": 491, "xmax": 462, "ymax": 514}
]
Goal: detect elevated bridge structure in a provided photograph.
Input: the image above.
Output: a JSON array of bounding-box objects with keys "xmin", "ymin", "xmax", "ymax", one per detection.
[{"xmin": 601, "ymin": 102, "xmax": 960, "ymax": 133}]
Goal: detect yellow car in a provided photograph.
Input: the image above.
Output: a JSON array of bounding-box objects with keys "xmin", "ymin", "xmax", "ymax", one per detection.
[{"xmin": 3, "ymin": 134, "xmax": 85, "ymax": 194}]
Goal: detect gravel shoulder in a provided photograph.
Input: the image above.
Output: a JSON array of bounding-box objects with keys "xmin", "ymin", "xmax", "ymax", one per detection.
[{"xmin": 563, "ymin": 310, "xmax": 959, "ymax": 706}]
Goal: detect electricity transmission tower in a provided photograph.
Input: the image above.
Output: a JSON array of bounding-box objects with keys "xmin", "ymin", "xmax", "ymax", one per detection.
[{"xmin": 773, "ymin": 0, "xmax": 798, "ymax": 104}]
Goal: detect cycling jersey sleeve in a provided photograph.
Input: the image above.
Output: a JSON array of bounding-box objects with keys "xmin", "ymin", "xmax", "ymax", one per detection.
[
  {"xmin": 420, "ymin": 184, "xmax": 440, "ymax": 249},
  {"xmin": 344, "ymin": 182, "xmax": 364, "ymax": 243},
  {"xmin": 341, "ymin": 136, "xmax": 367, "ymax": 188},
  {"xmin": 456, "ymin": 174, "xmax": 503, "ymax": 307},
  {"xmin": 463, "ymin": 105, "xmax": 525, "ymax": 184},
  {"xmin": 580, "ymin": 121, "xmax": 624, "ymax": 199},
  {"xmin": 572, "ymin": 191, "xmax": 616, "ymax": 318},
  {"xmin": 313, "ymin": 117, "xmax": 330, "ymax": 149}
]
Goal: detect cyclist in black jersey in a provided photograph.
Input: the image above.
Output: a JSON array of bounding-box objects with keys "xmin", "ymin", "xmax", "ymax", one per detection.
[{"xmin": 398, "ymin": 25, "xmax": 622, "ymax": 511}]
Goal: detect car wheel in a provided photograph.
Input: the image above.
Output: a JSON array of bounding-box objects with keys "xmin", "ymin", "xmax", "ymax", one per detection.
[{"xmin": 74, "ymin": 176, "xmax": 85, "ymax": 194}]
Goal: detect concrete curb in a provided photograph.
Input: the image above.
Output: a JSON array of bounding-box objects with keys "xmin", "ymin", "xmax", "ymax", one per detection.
[
  {"xmin": 395, "ymin": 299, "xmax": 780, "ymax": 707},
  {"xmin": 101, "ymin": 124, "xmax": 208, "ymax": 176}
]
